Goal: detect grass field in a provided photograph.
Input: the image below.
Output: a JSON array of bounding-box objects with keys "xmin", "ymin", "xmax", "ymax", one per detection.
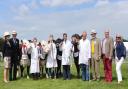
[{"xmin": 0, "ymin": 60, "xmax": 128, "ymax": 89}]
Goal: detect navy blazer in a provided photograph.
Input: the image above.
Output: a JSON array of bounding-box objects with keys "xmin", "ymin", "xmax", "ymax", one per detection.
[
  {"xmin": 115, "ymin": 42, "xmax": 126, "ymax": 60},
  {"xmin": 10, "ymin": 38, "xmax": 20, "ymax": 56},
  {"xmin": 2, "ymin": 40, "xmax": 12, "ymax": 58}
]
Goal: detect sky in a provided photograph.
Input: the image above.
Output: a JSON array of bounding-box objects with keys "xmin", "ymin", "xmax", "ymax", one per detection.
[{"xmin": 0, "ymin": 0, "xmax": 128, "ymax": 41}]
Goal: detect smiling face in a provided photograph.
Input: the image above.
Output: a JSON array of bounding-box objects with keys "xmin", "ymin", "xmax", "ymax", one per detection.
[
  {"xmin": 12, "ymin": 34, "xmax": 17, "ymax": 38},
  {"xmin": 33, "ymin": 38, "xmax": 37, "ymax": 45},
  {"xmin": 105, "ymin": 32, "xmax": 109, "ymax": 38},
  {"xmin": 49, "ymin": 35, "xmax": 54, "ymax": 42},
  {"xmin": 91, "ymin": 33, "xmax": 96, "ymax": 39},
  {"xmin": 82, "ymin": 32, "xmax": 87, "ymax": 40},
  {"xmin": 5, "ymin": 35, "xmax": 10, "ymax": 40},
  {"xmin": 63, "ymin": 33, "xmax": 67, "ymax": 41},
  {"xmin": 116, "ymin": 36, "xmax": 122, "ymax": 43}
]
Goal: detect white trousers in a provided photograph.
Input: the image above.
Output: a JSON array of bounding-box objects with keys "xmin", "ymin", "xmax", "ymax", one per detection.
[{"xmin": 115, "ymin": 57, "xmax": 124, "ymax": 82}]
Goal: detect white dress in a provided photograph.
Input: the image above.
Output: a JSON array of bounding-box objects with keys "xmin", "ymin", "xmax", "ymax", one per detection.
[
  {"xmin": 79, "ymin": 39, "xmax": 91, "ymax": 65},
  {"xmin": 30, "ymin": 43, "xmax": 40, "ymax": 73},
  {"xmin": 62, "ymin": 40, "xmax": 72, "ymax": 65},
  {"xmin": 46, "ymin": 42, "xmax": 57, "ymax": 68}
]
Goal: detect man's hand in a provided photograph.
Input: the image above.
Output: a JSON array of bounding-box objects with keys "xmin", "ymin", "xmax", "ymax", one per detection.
[{"xmin": 109, "ymin": 56, "xmax": 112, "ymax": 60}]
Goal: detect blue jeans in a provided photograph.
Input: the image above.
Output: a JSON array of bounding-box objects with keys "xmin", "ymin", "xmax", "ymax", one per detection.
[
  {"xmin": 63, "ymin": 65, "xmax": 71, "ymax": 80},
  {"xmin": 80, "ymin": 64, "xmax": 89, "ymax": 81},
  {"xmin": 48, "ymin": 68, "xmax": 52, "ymax": 77}
]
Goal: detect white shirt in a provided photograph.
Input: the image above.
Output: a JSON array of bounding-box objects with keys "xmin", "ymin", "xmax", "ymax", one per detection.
[
  {"xmin": 102, "ymin": 38, "xmax": 107, "ymax": 54},
  {"xmin": 79, "ymin": 39, "xmax": 91, "ymax": 65},
  {"xmin": 62, "ymin": 40, "xmax": 72, "ymax": 65}
]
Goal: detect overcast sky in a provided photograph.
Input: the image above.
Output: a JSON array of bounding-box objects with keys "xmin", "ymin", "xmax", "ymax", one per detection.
[{"xmin": 0, "ymin": 0, "xmax": 128, "ymax": 41}]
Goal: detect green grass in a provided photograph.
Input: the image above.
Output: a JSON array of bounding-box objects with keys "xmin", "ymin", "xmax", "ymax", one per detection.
[{"xmin": 0, "ymin": 60, "xmax": 128, "ymax": 89}]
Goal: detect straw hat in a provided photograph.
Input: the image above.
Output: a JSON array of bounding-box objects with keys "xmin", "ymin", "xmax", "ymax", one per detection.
[{"xmin": 3, "ymin": 32, "xmax": 10, "ymax": 37}]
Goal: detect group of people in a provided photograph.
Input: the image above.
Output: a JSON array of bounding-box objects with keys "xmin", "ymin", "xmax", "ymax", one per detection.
[{"xmin": 2, "ymin": 30, "xmax": 126, "ymax": 84}]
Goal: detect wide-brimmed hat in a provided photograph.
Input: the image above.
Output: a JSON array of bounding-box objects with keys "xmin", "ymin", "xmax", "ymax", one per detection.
[{"xmin": 4, "ymin": 32, "xmax": 10, "ymax": 37}]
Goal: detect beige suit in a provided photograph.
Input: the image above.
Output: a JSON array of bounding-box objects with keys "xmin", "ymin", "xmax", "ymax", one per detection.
[
  {"xmin": 102, "ymin": 37, "xmax": 114, "ymax": 58},
  {"xmin": 91, "ymin": 38, "xmax": 101, "ymax": 80}
]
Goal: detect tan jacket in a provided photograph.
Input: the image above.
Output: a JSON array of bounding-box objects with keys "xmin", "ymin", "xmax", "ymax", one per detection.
[
  {"xmin": 91, "ymin": 38, "xmax": 101, "ymax": 60},
  {"xmin": 102, "ymin": 37, "xmax": 114, "ymax": 58}
]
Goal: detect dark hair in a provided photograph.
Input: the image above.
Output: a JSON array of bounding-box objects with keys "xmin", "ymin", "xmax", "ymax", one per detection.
[
  {"xmin": 63, "ymin": 33, "xmax": 67, "ymax": 37},
  {"xmin": 72, "ymin": 34, "xmax": 80, "ymax": 39}
]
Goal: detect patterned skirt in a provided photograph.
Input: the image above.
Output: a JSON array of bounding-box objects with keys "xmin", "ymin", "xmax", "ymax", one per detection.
[
  {"xmin": 4, "ymin": 57, "xmax": 11, "ymax": 68},
  {"xmin": 20, "ymin": 55, "xmax": 30, "ymax": 67}
]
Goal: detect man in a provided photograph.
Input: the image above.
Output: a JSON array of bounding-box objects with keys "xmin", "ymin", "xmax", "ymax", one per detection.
[
  {"xmin": 30, "ymin": 38, "xmax": 40, "ymax": 80},
  {"xmin": 79, "ymin": 32, "xmax": 91, "ymax": 81},
  {"xmin": 9, "ymin": 31, "xmax": 20, "ymax": 81},
  {"xmin": 102, "ymin": 30, "xmax": 114, "ymax": 82},
  {"xmin": 46, "ymin": 35, "xmax": 57, "ymax": 79},
  {"xmin": 90, "ymin": 30, "xmax": 101, "ymax": 81},
  {"xmin": 62, "ymin": 33, "xmax": 72, "ymax": 80}
]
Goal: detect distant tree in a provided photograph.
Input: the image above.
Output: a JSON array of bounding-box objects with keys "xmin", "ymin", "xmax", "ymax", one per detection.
[
  {"xmin": 0, "ymin": 37, "xmax": 4, "ymax": 51},
  {"xmin": 123, "ymin": 38, "xmax": 128, "ymax": 42}
]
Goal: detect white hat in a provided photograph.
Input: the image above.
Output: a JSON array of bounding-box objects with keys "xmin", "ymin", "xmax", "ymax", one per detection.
[
  {"xmin": 12, "ymin": 30, "xmax": 17, "ymax": 35},
  {"xmin": 91, "ymin": 30, "xmax": 97, "ymax": 35},
  {"xmin": 4, "ymin": 32, "xmax": 10, "ymax": 37}
]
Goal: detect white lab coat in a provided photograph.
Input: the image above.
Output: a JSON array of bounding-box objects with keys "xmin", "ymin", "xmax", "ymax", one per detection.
[
  {"xmin": 30, "ymin": 43, "xmax": 40, "ymax": 73},
  {"xmin": 79, "ymin": 39, "xmax": 91, "ymax": 65},
  {"xmin": 46, "ymin": 42, "xmax": 57, "ymax": 68},
  {"xmin": 62, "ymin": 40, "xmax": 72, "ymax": 65}
]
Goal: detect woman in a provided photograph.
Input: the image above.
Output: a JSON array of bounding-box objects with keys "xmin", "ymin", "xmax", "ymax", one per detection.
[
  {"xmin": 115, "ymin": 34, "xmax": 126, "ymax": 84},
  {"xmin": 2, "ymin": 32, "xmax": 12, "ymax": 83},
  {"xmin": 29, "ymin": 38, "xmax": 40, "ymax": 80},
  {"xmin": 46, "ymin": 35, "xmax": 57, "ymax": 79},
  {"xmin": 20, "ymin": 40, "xmax": 30, "ymax": 79},
  {"xmin": 71, "ymin": 34, "xmax": 80, "ymax": 78}
]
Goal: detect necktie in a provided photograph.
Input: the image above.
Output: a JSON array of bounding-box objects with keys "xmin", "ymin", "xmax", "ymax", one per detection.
[{"xmin": 91, "ymin": 40, "xmax": 95, "ymax": 54}]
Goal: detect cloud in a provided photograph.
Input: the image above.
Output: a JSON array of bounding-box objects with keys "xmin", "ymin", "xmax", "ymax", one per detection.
[
  {"xmin": 11, "ymin": 0, "xmax": 39, "ymax": 17},
  {"xmin": 95, "ymin": 0, "xmax": 110, "ymax": 7},
  {"xmin": 30, "ymin": 0, "xmax": 39, "ymax": 9},
  {"xmin": 40, "ymin": 0, "xmax": 93, "ymax": 7},
  {"xmin": 1, "ymin": 0, "xmax": 128, "ymax": 40},
  {"xmin": 12, "ymin": 4, "xmax": 30, "ymax": 16},
  {"xmin": 18, "ymin": 4, "xmax": 30, "ymax": 16}
]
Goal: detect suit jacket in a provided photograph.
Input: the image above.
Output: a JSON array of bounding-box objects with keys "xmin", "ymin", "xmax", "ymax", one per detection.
[
  {"xmin": 91, "ymin": 38, "xmax": 101, "ymax": 59},
  {"xmin": 10, "ymin": 38, "xmax": 20, "ymax": 57},
  {"xmin": 102, "ymin": 37, "xmax": 114, "ymax": 58},
  {"xmin": 2, "ymin": 40, "xmax": 12, "ymax": 58}
]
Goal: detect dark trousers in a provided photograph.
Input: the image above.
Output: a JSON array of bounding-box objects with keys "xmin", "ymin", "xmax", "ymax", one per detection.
[
  {"xmin": 80, "ymin": 64, "xmax": 89, "ymax": 81},
  {"xmin": 47, "ymin": 68, "xmax": 57, "ymax": 78},
  {"xmin": 20, "ymin": 66, "xmax": 30, "ymax": 77},
  {"xmin": 63, "ymin": 65, "xmax": 71, "ymax": 80},
  {"xmin": 57, "ymin": 59, "xmax": 62, "ymax": 77},
  {"xmin": 31, "ymin": 73, "xmax": 40, "ymax": 80},
  {"xmin": 9, "ymin": 55, "xmax": 19, "ymax": 81},
  {"xmin": 74, "ymin": 57, "xmax": 80, "ymax": 77}
]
